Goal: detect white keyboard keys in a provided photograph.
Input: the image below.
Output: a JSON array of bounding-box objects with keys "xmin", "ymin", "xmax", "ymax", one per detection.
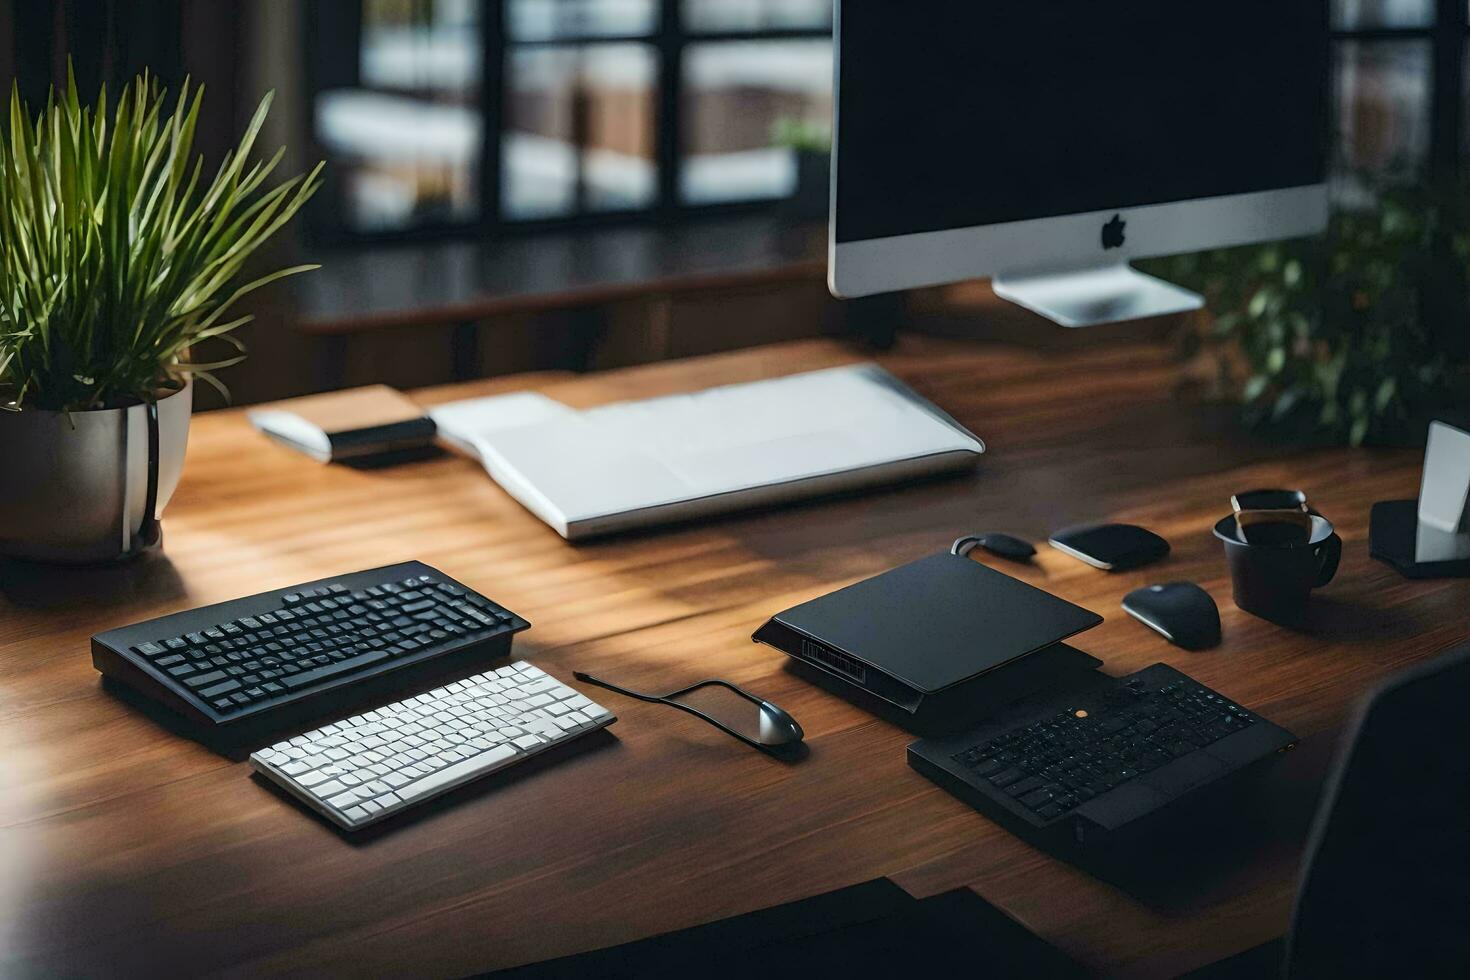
[{"xmin": 249, "ymin": 662, "xmax": 615, "ymax": 830}]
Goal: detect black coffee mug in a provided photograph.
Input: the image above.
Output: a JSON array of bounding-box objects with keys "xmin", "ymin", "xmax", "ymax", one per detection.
[{"xmin": 1213, "ymin": 513, "xmax": 1341, "ymax": 624}]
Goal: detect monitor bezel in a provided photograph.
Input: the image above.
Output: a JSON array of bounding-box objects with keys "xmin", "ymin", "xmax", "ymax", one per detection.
[{"xmin": 826, "ymin": 1, "xmax": 1330, "ymax": 300}]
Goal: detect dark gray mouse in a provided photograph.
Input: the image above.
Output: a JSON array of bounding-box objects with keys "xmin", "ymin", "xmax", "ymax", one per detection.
[
  {"xmin": 756, "ymin": 699, "xmax": 805, "ymax": 746},
  {"xmin": 1122, "ymin": 582, "xmax": 1221, "ymax": 651}
]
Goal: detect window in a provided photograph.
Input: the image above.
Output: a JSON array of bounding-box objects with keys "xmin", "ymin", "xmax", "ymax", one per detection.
[
  {"xmin": 311, "ymin": 0, "xmax": 485, "ymax": 234},
  {"xmin": 305, "ymin": 0, "xmax": 833, "ymax": 240},
  {"xmin": 304, "ymin": 2, "xmax": 1468, "ymax": 241},
  {"xmin": 1330, "ymin": 0, "xmax": 1464, "ymax": 179}
]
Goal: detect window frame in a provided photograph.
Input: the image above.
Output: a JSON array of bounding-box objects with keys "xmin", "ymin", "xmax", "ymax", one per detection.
[
  {"xmin": 1330, "ymin": 0, "xmax": 1467, "ymax": 179},
  {"xmin": 303, "ymin": 0, "xmax": 835, "ymax": 245}
]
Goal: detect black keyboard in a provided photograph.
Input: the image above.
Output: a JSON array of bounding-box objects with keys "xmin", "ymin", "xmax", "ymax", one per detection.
[
  {"xmin": 909, "ymin": 664, "xmax": 1296, "ymax": 841},
  {"xmin": 952, "ymin": 674, "xmax": 1260, "ymax": 821},
  {"xmin": 92, "ymin": 562, "xmax": 528, "ymax": 727}
]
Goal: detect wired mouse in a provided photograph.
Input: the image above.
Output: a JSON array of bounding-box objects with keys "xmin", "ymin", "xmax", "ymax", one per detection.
[
  {"xmin": 1122, "ymin": 582, "xmax": 1222, "ymax": 651},
  {"xmin": 574, "ymin": 671, "xmax": 804, "ymax": 752},
  {"xmin": 756, "ymin": 699, "xmax": 805, "ymax": 746},
  {"xmin": 950, "ymin": 533, "xmax": 1037, "ymax": 562}
]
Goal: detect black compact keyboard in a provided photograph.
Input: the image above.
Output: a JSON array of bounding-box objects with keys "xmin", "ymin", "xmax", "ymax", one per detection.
[
  {"xmin": 952, "ymin": 674, "xmax": 1261, "ymax": 821},
  {"xmin": 909, "ymin": 664, "xmax": 1296, "ymax": 842},
  {"xmin": 92, "ymin": 561, "xmax": 528, "ymax": 727}
]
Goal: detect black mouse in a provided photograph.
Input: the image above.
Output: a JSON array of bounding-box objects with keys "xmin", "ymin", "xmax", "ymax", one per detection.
[
  {"xmin": 1049, "ymin": 523, "xmax": 1170, "ymax": 571},
  {"xmin": 975, "ymin": 533, "xmax": 1037, "ymax": 561},
  {"xmin": 952, "ymin": 533, "xmax": 1036, "ymax": 562},
  {"xmin": 1122, "ymin": 582, "xmax": 1222, "ymax": 651}
]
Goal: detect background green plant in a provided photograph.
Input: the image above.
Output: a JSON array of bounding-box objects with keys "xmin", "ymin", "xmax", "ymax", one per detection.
[
  {"xmin": 770, "ymin": 117, "xmax": 831, "ymax": 154},
  {"xmin": 1146, "ymin": 177, "xmax": 1470, "ymax": 446},
  {"xmin": 0, "ymin": 71, "xmax": 322, "ymax": 412}
]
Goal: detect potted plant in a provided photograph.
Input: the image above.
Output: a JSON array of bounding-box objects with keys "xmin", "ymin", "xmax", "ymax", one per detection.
[
  {"xmin": 1145, "ymin": 175, "xmax": 1470, "ymax": 447},
  {"xmin": 772, "ymin": 117, "xmax": 831, "ymax": 220},
  {"xmin": 0, "ymin": 72, "xmax": 321, "ymax": 563}
]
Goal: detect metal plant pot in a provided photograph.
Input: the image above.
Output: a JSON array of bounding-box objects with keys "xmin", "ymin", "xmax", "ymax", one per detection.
[{"xmin": 0, "ymin": 381, "xmax": 192, "ymax": 563}]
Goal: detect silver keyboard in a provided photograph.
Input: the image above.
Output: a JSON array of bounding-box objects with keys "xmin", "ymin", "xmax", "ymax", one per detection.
[{"xmin": 250, "ymin": 661, "xmax": 615, "ymax": 829}]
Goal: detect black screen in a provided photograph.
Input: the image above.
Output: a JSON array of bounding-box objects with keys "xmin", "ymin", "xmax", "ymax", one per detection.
[{"xmin": 835, "ymin": 1, "xmax": 1329, "ymax": 244}]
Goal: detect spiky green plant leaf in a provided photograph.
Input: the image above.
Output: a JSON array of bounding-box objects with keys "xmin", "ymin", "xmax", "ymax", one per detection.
[{"xmin": 0, "ymin": 69, "xmax": 322, "ymax": 411}]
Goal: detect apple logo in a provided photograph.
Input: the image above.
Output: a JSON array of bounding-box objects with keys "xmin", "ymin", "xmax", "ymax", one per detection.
[{"xmin": 1101, "ymin": 214, "xmax": 1126, "ymax": 250}]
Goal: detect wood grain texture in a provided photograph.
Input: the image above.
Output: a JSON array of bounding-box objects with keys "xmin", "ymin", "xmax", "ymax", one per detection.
[{"xmin": 0, "ymin": 336, "xmax": 1457, "ymax": 979}]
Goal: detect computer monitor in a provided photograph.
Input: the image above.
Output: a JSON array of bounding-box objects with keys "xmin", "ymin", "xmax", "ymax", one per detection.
[{"xmin": 829, "ymin": 1, "xmax": 1330, "ymax": 327}]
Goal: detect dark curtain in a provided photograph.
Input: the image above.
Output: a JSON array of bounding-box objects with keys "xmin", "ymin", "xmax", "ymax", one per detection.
[{"xmin": 2, "ymin": 0, "xmax": 246, "ymax": 166}]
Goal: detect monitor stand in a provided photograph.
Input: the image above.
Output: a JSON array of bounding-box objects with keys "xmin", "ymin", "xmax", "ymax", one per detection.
[{"xmin": 991, "ymin": 263, "xmax": 1205, "ymax": 329}]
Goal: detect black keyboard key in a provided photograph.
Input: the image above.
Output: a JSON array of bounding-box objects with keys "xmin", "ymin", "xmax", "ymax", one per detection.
[
  {"xmin": 184, "ymin": 670, "xmax": 229, "ymax": 689},
  {"xmin": 1019, "ymin": 787, "xmax": 1053, "ymax": 809},
  {"xmin": 282, "ymin": 650, "xmax": 390, "ymax": 691},
  {"xmin": 200, "ymin": 678, "xmax": 242, "ymax": 698},
  {"xmin": 133, "ymin": 641, "xmax": 167, "ymax": 658},
  {"xmin": 989, "ymin": 767, "xmax": 1024, "ymax": 788},
  {"xmin": 1006, "ymin": 775, "xmax": 1046, "ymax": 797}
]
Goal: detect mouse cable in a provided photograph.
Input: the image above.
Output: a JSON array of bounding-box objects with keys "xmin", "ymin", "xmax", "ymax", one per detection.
[{"xmin": 951, "ymin": 535, "xmax": 983, "ymax": 557}]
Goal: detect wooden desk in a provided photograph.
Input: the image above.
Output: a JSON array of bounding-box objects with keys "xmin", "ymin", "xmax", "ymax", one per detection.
[{"xmin": 1, "ymin": 337, "xmax": 1460, "ymax": 978}]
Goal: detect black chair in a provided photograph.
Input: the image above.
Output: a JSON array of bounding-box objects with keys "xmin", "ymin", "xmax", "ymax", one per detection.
[
  {"xmin": 1193, "ymin": 642, "xmax": 1470, "ymax": 979},
  {"xmin": 1284, "ymin": 642, "xmax": 1470, "ymax": 977}
]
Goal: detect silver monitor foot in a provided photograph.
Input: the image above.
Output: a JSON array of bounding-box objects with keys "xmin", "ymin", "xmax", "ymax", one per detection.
[{"xmin": 992, "ymin": 264, "xmax": 1204, "ymax": 328}]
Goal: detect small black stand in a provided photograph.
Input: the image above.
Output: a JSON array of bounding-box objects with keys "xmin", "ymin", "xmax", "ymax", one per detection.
[
  {"xmin": 1369, "ymin": 421, "xmax": 1470, "ymax": 580},
  {"xmin": 1368, "ymin": 499, "xmax": 1470, "ymax": 579}
]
